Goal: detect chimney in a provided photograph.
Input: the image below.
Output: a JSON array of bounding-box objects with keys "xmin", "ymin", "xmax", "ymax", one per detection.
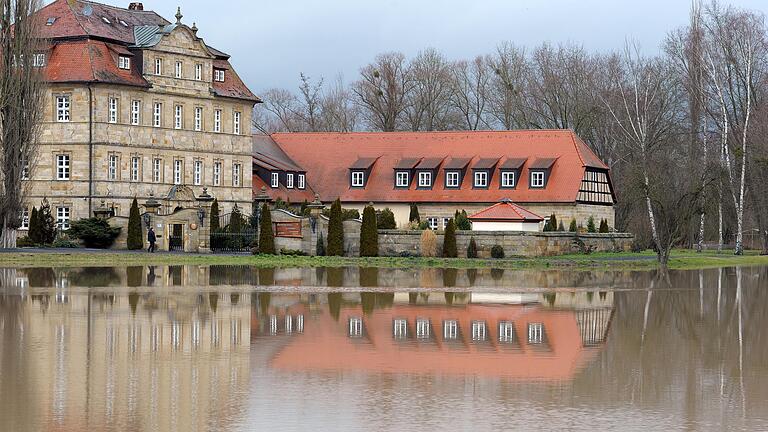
[{"xmin": 128, "ymin": 2, "xmax": 143, "ymax": 11}]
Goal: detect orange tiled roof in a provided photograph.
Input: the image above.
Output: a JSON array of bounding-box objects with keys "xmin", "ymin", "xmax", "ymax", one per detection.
[
  {"xmin": 468, "ymin": 201, "xmax": 544, "ymax": 222},
  {"xmin": 269, "ymin": 130, "xmax": 610, "ymax": 204}
]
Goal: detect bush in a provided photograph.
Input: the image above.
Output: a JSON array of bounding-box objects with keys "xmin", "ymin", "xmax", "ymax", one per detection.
[
  {"xmin": 37, "ymin": 199, "xmax": 57, "ymax": 244},
  {"xmin": 558, "ymin": 221, "xmax": 565, "ymax": 231},
  {"xmin": 467, "ymin": 237, "xmax": 478, "ymax": 258},
  {"xmin": 316, "ymin": 232, "xmax": 326, "ymax": 256},
  {"xmin": 360, "ymin": 205, "xmax": 379, "ymax": 257},
  {"xmin": 569, "ymin": 218, "xmax": 577, "ymax": 232},
  {"xmin": 454, "ymin": 210, "xmax": 471, "ymax": 230},
  {"xmin": 16, "ymin": 236, "xmax": 36, "ymax": 248},
  {"xmin": 599, "ymin": 218, "xmax": 610, "ymax": 233},
  {"xmin": 127, "ymin": 198, "xmax": 143, "ymax": 250},
  {"xmin": 549, "ymin": 214, "xmax": 558, "ymax": 231},
  {"xmin": 280, "ymin": 248, "xmax": 308, "ymax": 256},
  {"xmin": 326, "ymin": 199, "xmax": 345, "ymax": 256},
  {"xmin": 250, "ymin": 235, "xmax": 259, "ymax": 255},
  {"xmin": 258, "ymin": 203, "xmax": 275, "ymax": 254},
  {"xmin": 322, "ymin": 206, "xmax": 359, "ymax": 221},
  {"xmin": 67, "ymin": 218, "xmax": 121, "ymax": 248},
  {"xmin": 51, "ymin": 238, "xmax": 80, "ymax": 248},
  {"xmin": 587, "ymin": 216, "xmax": 597, "ymax": 233},
  {"xmin": 27, "ymin": 207, "xmax": 40, "ymax": 244},
  {"xmin": 210, "ymin": 199, "xmax": 220, "ymax": 233},
  {"xmin": 420, "ymin": 229, "xmax": 438, "ymax": 257},
  {"xmin": 409, "ymin": 203, "xmax": 420, "ymax": 223},
  {"xmin": 490, "ymin": 244, "xmax": 505, "ymax": 259},
  {"xmin": 377, "ymin": 208, "xmax": 397, "ymax": 229},
  {"xmin": 442, "ymin": 218, "xmax": 457, "ymax": 258}
]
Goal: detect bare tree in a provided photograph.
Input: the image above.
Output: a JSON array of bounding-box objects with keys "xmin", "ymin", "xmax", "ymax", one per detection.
[
  {"xmin": 254, "ymin": 87, "xmax": 301, "ymax": 133},
  {"xmin": 403, "ymin": 48, "xmax": 455, "ymax": 131},
  {"xmin": 450, "ymin": 56, "xmax": 492, "ymax": 130},
  {"xmin": 352, "ymin": 52, "xmax": 413, "ymax": 131},
  {"xmin": 487, "ymin": 42, "xmax": 529, "ymax": 129},
  {"xmin": 319, "ymin": 76, "xmax": 359, "ymax": 132},
  {"xmin": 0, "ymin": 0, "xmax": 44, "ymax": 248}
]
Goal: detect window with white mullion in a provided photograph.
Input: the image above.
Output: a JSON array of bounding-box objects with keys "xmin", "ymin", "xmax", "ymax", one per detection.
[
  {"xmin": 175, "ymin": 61, "xmax": 183, "ymax": 79},
  {"xmin": 297, "ymin": 174, "xmax": 306, "ymax": 189},
  {"xmin": 154, "ymin": 58, "xmax": 163, "ymax": 75},
  {"xmin": 474, "ymin": 171, "xmax": 488, "ymax": 188},
  {"xmin": 270, "ymin": 172, "xmax": 279, "ymax": 188},
  {"xmin": 56, "ymin": 207, "xmax": 70, "ymax": 230},
  {"xmin": 56, "ymin": 95, "xmax": 70, "ymax": 122},
  {"xmin": 233, "ymin": 111, "xmax": 241, "ymax": 135},
  {"xmin": 174, "ymin": 105, "xmax": 183, "ymax": 129},
  {"xmin": 213, "ymin": 161, "xmax": 221, "ymax": 186},
  {"xmin": 214, "ymin": 109, "xmax": 221, "ymax": 133},
  {"xmin": 108, "ymin": 154, "xmax": 119, "ymax": 180},
  {"xmin": 152, "ymin": 158, "xmax": 162, "ymax": 183},
  {"xmin": 193, "ymin": 160, "xmax": 203, "ymax": 185},
  {"xmin": 418, "ymin": 171, "xmax": 431, "ymax": 188},
  {"xmin": 501, "ymin": 171, "xmax": 516, "ymax": 188},
  {"xmin": 108, "ymin": 97, "xmax": 118, "ymax": 123},
  {"xmin": 195, "ymin": 63, "xmax": 202, "ymax": 81},
  {"xmin": 56, "ymin": 154, "xmax": 70, "ymax": 180},
  {"xmin": 445, "ymin": 171, "xmax": 460, "ymax": 188},
  {"xmin": 395, "ymin": 171, "xmax": 409, "ymax": 187},
  {"xmin": 130, "ymin": 100, "xmax": 141, "ymax": 125},
  {"xmin": 232, "ymin": 163, "xmax": 241, "ymax": 187},
  {"xmin": 131, "ymin": 156, "xmax": 140, "ymax": 182},
  {"xmin": 194, "ymin": 107, "xmax": 202, "ymax": 131},
  {"xmin": 286, "ymin": 173, "xmax": 294, "ymax": 189},
  {"xmin": 153, "ymin": 102, "xmax": 162, "ymax": 127},
  {"xmin": 20, "ymin": 207, "xmax": 30, "ymax": 230},
  {"xmin": 531, "ymin": 171, "xmax": 545, "ymax": 188},
  {"xmin": 174, "ymin": 159, "xmax": 183, "ymax": 185},
  {"xmin": 351, "ymin": 171, "xmax": 365, "ymax": 187}
]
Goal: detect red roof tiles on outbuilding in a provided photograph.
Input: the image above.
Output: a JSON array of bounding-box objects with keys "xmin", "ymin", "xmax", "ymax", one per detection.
[{"xmin": 469, "ymin": 201, "xmax": 544, "ymax": 222}]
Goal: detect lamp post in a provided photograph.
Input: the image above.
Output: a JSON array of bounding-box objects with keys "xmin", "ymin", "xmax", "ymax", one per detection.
[{"xmin": 198, "ymin": 207, "xmax": 206, "ymax": 225}]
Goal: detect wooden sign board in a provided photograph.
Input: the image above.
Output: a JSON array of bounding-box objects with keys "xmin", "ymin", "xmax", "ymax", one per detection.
[{"xmin": 274, "ymin": 221, "xmax": 302, "ymax": 238}]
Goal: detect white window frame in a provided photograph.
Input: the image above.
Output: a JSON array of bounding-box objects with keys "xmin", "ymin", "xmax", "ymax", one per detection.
[
  {"xmin": 130, "ymin": 100, "xmax": 141, "ymax": 125},
  {"xmin": 56, "ymin": 95, "xmax": 70, "ymax": 122},
  {"xmin": 174, "ymin": 104, "xmax": 183, "ymax": 130},
  {"xmin": 56, "ymin": 207, "xmax": 70, "ymax": 230},
  {"xmin": 175, "ymin": 61, "xmax": 183, "ymax": 79},
  {"xmin": 416, "ymin": 319, "xmax": 430, "ymax": 339},
  {"xmin": 56, "ymin": 154, "xmax": 70, "ymax": 180},
  {"xmin": 393, "ymin": 319, "xmax": 407, "ymax": 339},
  {"xmin": 174, "ymin": 159, "xmax": 183, "ymax": 185},
  {"xmin": 446, "ymin": 171, "xmax": 460, "ymax": 188},
  {"xmin": 118, "ymin": 55, "xmax": 130, "ymax": 70},
  {"xmin": 214, "ymin": 109, "xmax": 221, "ymax": 133},
  {"xmin": 351, "ymin": 171, "xmax": 365, "ymax": 187},
  {"xmin": 232, "ymin": 163, "xmax": 241, "ymax": 187},
  {"xmin": 428, "ymin": 217, "xmax": 439, "ymax": 231},
  {"xmin": 297, "ymin": 174, "xmax": 306, "ymax": 189},
  {"xmin": 348, "ymin": 317, "xmax": 363, "ymax": 338},
  {"xmin": 153, "ymin": 158, "xmax": 162, "ymax": 183},
  {"xmin": 396, "ymin": 171, "xmax": 409, "ymax": 187},
  {"xmin": 153, "ymin": 102, "xmax": 162, "ymax": 127},
  {"xmin": 33, "ymin": 52, "xmax": 46, "ymax": 67},
  {"xmin": 194, "ymin": 107, "xmax": 202, "ymax": 131},
  {"xmin": 286, "ymin": 173, "xmax": 294, "ymax": 189},
  {"xmin": 108, "ymin": 97, "xmax": 118, "ymax": 123},
  {"xmin": 131, "ymin": 156, "xmax": 140, "ymax": 182},
  {"xmin": 21, "ymin": 158, "xmax": 30, "ymax": 180},
  {"xmin": 528, "ymin": 322, "xmax": 544, "ymax": 344},
  {"xmin": 474, "ymin": 171, "xmax": 488, "ymax": 188},
  {"xmin": 108, "ymin": 154, "xmax": 118, "ymax": 180},
  {"xmin": 214, "ymin": 69, "xmax": 225, "ymax": 82},
  {"xmin": 418, "ymin": 171, "xmax": 431, "ymax": 188},
  {"xmin": 233, "ymin": 111, "xmax": 241, "ymax": 135},
  {"xmin": 443, "ymin": 217, "xmax": 451, "ymax": 229},
  {"xmin": 195, "ymin": 63, "xmax": 202, "ymax": 81},
  {"xmin": 501, "ymin": 171, "xmax": 516, "ymax": 188},
  {"xmin": 499, "ymin": 321, "xmax": 515, "ymax": 343},
  {"xmin": 154, "ymin": 58, "xmax": 162, "ymax": 75},
  {"xmin": 213, "ymin": 161, "xmax": 222, "ymax": 186},
  {"xmin": 193, "ymin": 160, "xmax": 202, "ymax": 185},
  {"xmin": 20, "ymin": 207, "xmax": 30, "ymax": 230},
  {"xmin": 270, "ymin": 172, "xmax": 279, "ymax": 188},
  {"xmin": 443, "ymin": 320, "xmax": 458, "ymax": 340},
  {"xmin": 531, "ymin": 171, "xmax": 545, "ymax": 188},
  {"xmin": 471, "ymin": 321, "xmax": 487, "ymax": 341}
]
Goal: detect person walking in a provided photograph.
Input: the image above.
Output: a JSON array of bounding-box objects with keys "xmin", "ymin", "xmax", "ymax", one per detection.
[{"xmin": 147, "ymin": 227, "xmax": 156, "ymax": 253}]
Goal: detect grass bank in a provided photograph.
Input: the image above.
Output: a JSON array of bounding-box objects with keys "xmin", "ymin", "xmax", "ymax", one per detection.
[{"xmin": 1, "ymin": 249, "xmax": 767, "ymax": 270}]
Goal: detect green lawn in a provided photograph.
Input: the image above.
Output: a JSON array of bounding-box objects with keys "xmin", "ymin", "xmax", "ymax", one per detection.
[{"xmin": 1, "ymin": 249, "xmax": 766, "ymax": 270}]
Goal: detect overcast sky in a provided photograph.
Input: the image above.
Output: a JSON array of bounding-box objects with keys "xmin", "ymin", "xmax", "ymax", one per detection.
[{"xmin": 67, "ymin": 0, "xmax": 768, "ymax": 93}]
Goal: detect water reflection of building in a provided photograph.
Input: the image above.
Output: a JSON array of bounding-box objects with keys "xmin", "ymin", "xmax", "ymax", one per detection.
[
  {"xmin": 3, "ymin": 290, "xmax": 251, "ymax": 431},
  {"xmin": 251, "ymin": 292, "xmax": 613, "ymax": 381}
]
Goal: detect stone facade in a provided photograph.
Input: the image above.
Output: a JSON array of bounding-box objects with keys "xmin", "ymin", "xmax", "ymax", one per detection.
[{"xmin": 22, "ymin": 18, "xmax": 255, "ymax": 232}]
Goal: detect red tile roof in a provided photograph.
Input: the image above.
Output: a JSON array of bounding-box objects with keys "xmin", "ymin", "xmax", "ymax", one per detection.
[
  {"xmin": 211, "ymin": 59, "xmax": 261, "ymax": 102},
  {"xmin": 468, "ymin": 201, "xmax": 544, "ymax": 222},
  {"xmin": 44, "ymin": 39, "xmax": 149, "ymax": 87},
  {"xmin": 252, "ymin": 174, "xmax": 316, "ymax": 204},
  {"xmin": 269, "ymin": 130, "xmax": 611, "ymax": 204}
]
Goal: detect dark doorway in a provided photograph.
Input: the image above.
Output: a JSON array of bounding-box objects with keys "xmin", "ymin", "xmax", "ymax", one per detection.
[{"xmin": 169, "ymin": 224, "xmax": 184, "ymax": 251}]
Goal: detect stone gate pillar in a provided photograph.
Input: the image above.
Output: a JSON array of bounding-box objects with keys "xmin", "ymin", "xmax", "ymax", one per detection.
[{"xmin": 196, "ymin": 188, "xmax": 215, "ymax": 253}]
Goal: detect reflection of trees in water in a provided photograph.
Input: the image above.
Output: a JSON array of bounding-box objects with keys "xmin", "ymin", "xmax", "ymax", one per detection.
[
  {"xmin": 129, "ymin": 292, "xmax": 140, "ymax": 315},
  {"xmin": 328, "ymin": 293, "xmax": 342, "ymax": 321},
  {"xmin": 490, "ymin": 268, "xmax": 505, "ymax": 281},
  {"xmin": 209, "ymin": 265, "xmax": 258, "ymax": 286},
  {"xmin": 126, "ymin": 266, "xmax": 143, "ymax": 287},
  {"xmin": 409, "ymin": 293, "xmax": 418, "ymax": 304},
  {"xmin": 259, "ymin": 268, "xmax": 275, "ymax": 286},
  {"xmin": 26, "ymin": 268, "xmax": 56, "ymax": 287},
  {"xmin": 209, "ymin": 293, "xmax": 219, "ymax": 314},
  {"xmin": 359, "ymin": 267, "xmax": 378, "ymax": 287},
  {"xmin": 359, "ymin": 292, "xmax": 394, "ymax": 315},
  {"xmin": 68, "ymin": 267, "xmax": 120, "ymax": 287},
  {"xmin": 230, "ymin": 293, "xmax": 240, "ymax": 305},
  {"xmin": 466, "ymin": 269, "xmax": 477, "ymax": 286},
  {"xmin": 326, "ymin": 267, "xmax": 344, "ymax": 287},
  {"xmin": 543, "ymin": 293, "xmax": 556, "ymax": 306},
  {"xmin": 443, "ymin": 268, "xmax": 457, "ymax": 287},
  {"xmin": 444, "ymin": 292, "xmax": 455, "ymax": 305},
  {"xmin": 258, "ymin": 292, "xmax": 271, "ymax": 316}
]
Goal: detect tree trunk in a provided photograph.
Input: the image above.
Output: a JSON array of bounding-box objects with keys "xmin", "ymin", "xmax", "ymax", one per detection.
[
  {"xmin": 0, "ymin": 225, "xmax": 17, "ymax": 249},
  {"xmin": 697, "ymin": 213, "xmax": 705, "ymax": 253},
  {"xmin": 717, "ymin": 191, "xmax": 723, "ymax": 253}
]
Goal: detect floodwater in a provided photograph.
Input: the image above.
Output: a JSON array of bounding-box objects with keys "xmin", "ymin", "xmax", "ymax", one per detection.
[{"xmin": 1, "ymin": 265, "xmax": 767, "ymax": 432}]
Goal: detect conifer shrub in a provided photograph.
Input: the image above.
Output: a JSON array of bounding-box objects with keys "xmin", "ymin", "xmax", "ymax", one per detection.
[
  {"xmin": 490, "ymin": 244, "xmax": 505, "ymax": 259},
  {"xmin": 420, "ymin": 229, "xmax": 438, "ymax": 257},
  {"xmin": 210, "ymin": 199, "xmax": 220, "ymax": 233},
  {"xmin": 127, "ymin": 198, "xmax": 143, "ymax": 250},
  {"xmin": 467, "ymin": 237, "xmax": 478, "ymax": 258},
  {"xmin": 28, "ymin": 207, "xmax": 40, "ymax": 244},
  {"xmin": 377, "ymin": 207, "xmax": 397, "ymax": 229},
  {"xmin": 326, "ymin": 199, "xmax": 345, "ymax": 256},
  {"xmin": 587, "ymin": 216, "xmax": 597, "ymax": 233},
  {"xmin": 316, "ymin": 232, "xmax": 326, "ymax": 256},
  {"xmin": 558, "ymin": 221, "xmax": 565, "ymax": 232},
  {"xmin": 409, "ymin": 204, "xmax": 420, "ymax": 223},
  {"xmin": 38, "ymin": 200, "xmax": 57, "ymax": 244},
  {"xmin": 359, "ymin": 205, "xmax": 379, "ymax": 257},
  {"xmin": 442, "ymin": 218, "xmax": 458, "ymax": 258},
  {"xmin": 599, "ymin": 218, "xmax": 610, "ymax": 233},
  {"xmin": 569, "ymin": 218, "xmax": 578, "ymax": 232},
  {"xmin": 67, "ymin": 218, "xmax": 121, "ymax": 248},
  {"xmin": 454, "ymin": 209, "xmax": 471, "ymax": 230},
  {"xmin": 258, "ymin": 203, "xmax": 275, "ymax": 254},
  {"xmin": 549, "ymin": 214, "xmax": 558, "ymax": 232}
]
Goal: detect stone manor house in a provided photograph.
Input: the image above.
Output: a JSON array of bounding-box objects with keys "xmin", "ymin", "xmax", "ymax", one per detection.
[{"xmin": 21, "ymin": 0, "xmax": 259, "ymax": 230}]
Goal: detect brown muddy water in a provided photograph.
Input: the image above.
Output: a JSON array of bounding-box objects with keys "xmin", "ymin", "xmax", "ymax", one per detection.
[{"xmin": 1, "ymin": 265, "xmax": 767, "ymax": 431}]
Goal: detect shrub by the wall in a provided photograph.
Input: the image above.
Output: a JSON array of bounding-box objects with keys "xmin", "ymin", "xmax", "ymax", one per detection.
[
  {"xmin": 258, "ymin": 203, "xmax": 275, "ymax": 254},
  {"xmin": 467, "ymin": 237, "xmax": 478, "ymax": 258},
  {"xmin": 490, "ymin": 244, "xmax": 505, "ymax": 259},
  {"xmin": 127, "ymin": 198, "xmax": 143, "ymax": 250},
  {"xmin": 377, "ymin": 208, "xmax": 397, "ymax": 229},
  {"xmin": 409, "ymin": 204, "xmax": 420, "ymax": 223},
  {"xmin": 67, "ymin": 218, "xmax": 121, "ymax": 248},
  {"xmin": 360, "ymin": 205, "xmax": 379, "ymax": 257},
  {"xmin": 442, "ymin": 219, "xmax": 457, "ymax": 258},
  {"xmin": 569, "ymin": 218, "xmax": 577, "ymax": 232},
  {"xmin": 587, "ymin": 216, "xmax": 597, "ymax": 233},
  {"xmin": 420, "ymin": 229, "xmax": 438, "ymax": 257},
  {"xmin": 327, "ymin": 199, "xmax": 345, "ymax": 256}
]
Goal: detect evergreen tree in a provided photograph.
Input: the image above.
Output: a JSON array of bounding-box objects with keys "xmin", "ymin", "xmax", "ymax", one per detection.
[
  {"xmin": 229, "ymin": 204, "xmax": 243, "ymax": 233},
  {"xmin": 28, "ymin": 206, "xmax": 40, "ymax": 244},
  {"xmin": 409, "ymin": 203, "xmax": 420, "ymax": 223},
  {"xmin": 569, "ymin": 218, "xmax": 578, "ymax": 232},
  {"xmin": 377, "ymin": 208, "xmax": 396, "ymax": 229},
  {"xmin": 467, "ymin": 237, "xmax": 478, "ymax": 258},
  {"xmin": 549, "ymin": 214, "xmax": 558, "ymax": 232},
  {"xmin": 126, "ymin": 198, "xmax": 143, "ymax": 250},
  {"xmin": 599, "ymin": 218, "xmax": 610, "ymax": 233},
  {"xmin": 38, "ymin": 199, "xmax": 57, "ymax": 244},
  {"xmin": 359, "ymin": 205, "xmax": 379, "ymax": 257},
  {"xmin": 258, "ymin": 203, "xmax": 275, "ymax": 254},
  {"xmin": 442, "ymin": 218, "xmax": 457, "ymax": 257},
  {"xmin": 558, "ymin": 221, "xmax": 565, "ymax": 231},
  {"xmin": 327, "ymin": 199, "xmax": 344, "ymax": 256},
  {"xmin": 587, "ymin": 216, "xmax": 597, "ymax": 233},
  {"xmin": 454, "ymin": 209, "xmax": 471, "ymax": 230},
  {"xmin": 210, "ymin": 199, "xmax": 220, "ymax": 232},
  {"xmin": 316, "ymin": 232, "xmax": 326, "ymax": 256}
]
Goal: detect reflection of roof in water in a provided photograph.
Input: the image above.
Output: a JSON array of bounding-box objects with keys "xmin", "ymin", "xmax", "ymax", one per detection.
[{"xmin": 253, "ymin": 300, "xmax": 613, "ymax": 381}]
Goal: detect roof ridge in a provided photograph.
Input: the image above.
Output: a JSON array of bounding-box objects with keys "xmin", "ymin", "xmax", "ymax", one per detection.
[
  {"xmin": 271, "ymin": 129, "xmax": 574, "ymax": 137},
  {"xmin": 61, "ymin": 0, "xmax": 89, "ymax": 39}
]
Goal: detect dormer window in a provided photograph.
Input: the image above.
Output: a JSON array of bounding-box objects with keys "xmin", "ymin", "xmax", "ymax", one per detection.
[
  {"xmin": 530, "ymin": 171, "xmax": 545, "ymax": 188},
  {"xmin": 298, "ymin": 174, "xmax": 306, "ymax": 189},
  {"xmin": 418, "ymin": 171, "xmax": 432, "ymax": 188},
  {"xmin": 473, "ymin": 171, "xmax": 488, "ymax": 188},
  {"xmin": 214, "ymin": 69, "xmax": 225, "ymax": 82},
  {"xmin": 501, "ymin": 171, "xmax": 516, "ymax": 188},
  {"xmin": 286, "ymin": 173, "xmax": 294, "ymax": 189},
  {"xmin": 445, "ymin": 171, "xmax": 461, "ymax": 188},
  {"xmin": 528, "ymin": 157, "xmax": 556, "ymax": 189},
  {"xmin": 351, "ymin": 171, "xmax": 365, "ymax": 187},
  {"xmin": 270, "ymin": 172, "xmax": 279, "ymax": 188},
  {"xmin": 33, "ymin": 53, "xmax": 46, "ymax": 67},
  {"xmin": 118, "ymin": 55, "xmax": 130, "ymax": 70},
  {"xmin": 395, "ymin": 171, "xmax": 409, "ymax": 188}
]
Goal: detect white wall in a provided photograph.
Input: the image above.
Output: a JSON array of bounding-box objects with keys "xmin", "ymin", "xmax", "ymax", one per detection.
[{"xmin": 471, "ymin": 221, "xmax": 540, "ymax": 232}]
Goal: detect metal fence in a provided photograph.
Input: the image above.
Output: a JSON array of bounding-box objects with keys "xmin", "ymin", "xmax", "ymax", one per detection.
[{"xmin": 211, "ymin": 211, "xmax": 257, "ymax": 253}]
